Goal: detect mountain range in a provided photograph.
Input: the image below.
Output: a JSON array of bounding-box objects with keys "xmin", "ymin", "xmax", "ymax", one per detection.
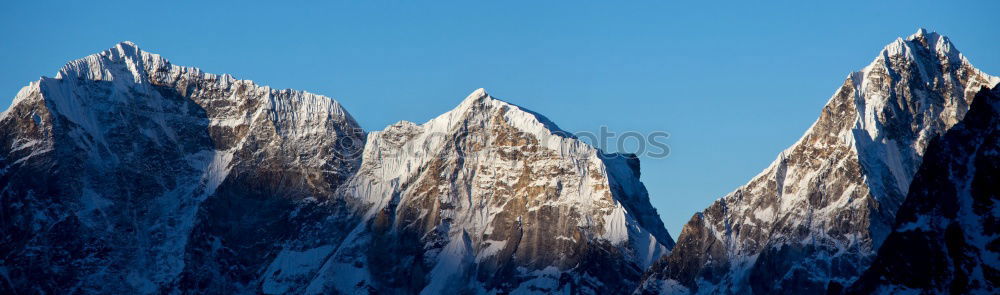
[{"xmin": 1, "ymin": 29, "xmax": 997, "ymax": 294}]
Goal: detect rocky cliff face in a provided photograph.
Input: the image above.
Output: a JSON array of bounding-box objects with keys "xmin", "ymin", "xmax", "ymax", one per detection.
[
  {"xmin": 0, "ymin": 42, "xmax": 672, "ymax": 294},
  {"xmin": 637, "ymin": 29, "xmax": 999, "ymax": 294},
  {"xmin": 844, "ymin": 86, "xmax": 1000, "ymax": 294}
]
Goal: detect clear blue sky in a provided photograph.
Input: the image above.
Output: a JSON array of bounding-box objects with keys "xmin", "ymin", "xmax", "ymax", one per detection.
[{"xmin": 2, "ymin": 1, "xmax": 998, "ymax": 236}]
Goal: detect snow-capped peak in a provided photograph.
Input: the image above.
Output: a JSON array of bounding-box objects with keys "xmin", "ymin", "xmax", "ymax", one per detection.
[
  {"xmin": 423, "ymin": 88, "xmax": 573, "ymax": 141},
  {"xmin": 448, "ymin": 87, "xmax": 492, "ymax": 117},
  {"xmin": 467, "ymin": 87, "xmax": 488, "ymax": 101},
  {"xmin": 54, "ymin": 41, "xmax": 169, "ymax": 85},
  {"xmin": 637, "ymin": 30, "xmax": 998, "ymax": 295},
  {"xmin": 872, "ymin": 28, "xmax": 963, "ymax": 67},
  {"xmin": 118, "ymin": 40, "xmax": 139, "ymax": 48},
  {"xmin": 112, "ymin": 41, "xmax": 141, "ymax": 56}
]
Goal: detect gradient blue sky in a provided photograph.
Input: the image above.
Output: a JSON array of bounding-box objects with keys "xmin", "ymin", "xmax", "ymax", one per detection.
[{"xmin": 2, "ymin": 0, "xmax": 998, "ymax": 236}]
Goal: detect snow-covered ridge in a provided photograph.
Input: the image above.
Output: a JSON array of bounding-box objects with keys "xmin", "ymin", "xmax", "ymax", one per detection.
[
  {"xmin": 56, "ymin": 41, "xmax": 164, "ymax": 83},
  {"xmin": 50, "ymin": 41, "xmax": 356, "ymax": 129}
]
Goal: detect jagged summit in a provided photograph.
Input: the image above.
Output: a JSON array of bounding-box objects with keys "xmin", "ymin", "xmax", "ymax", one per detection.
[
  {"xmin": 55, "ymin": 41, "xmax": 162, "ymax": 83},
  {"xmin": 905, "ymin": 27, "xmax": 955, "ymax": 51},
  {"xmin": 872, "ymin": 28, "xmax": 969, "ymax": 73},
  {"xmin": 907, "ymin": 27, "xmax": 938, "ymax": 41},
  {"xmin": 51, "ymin": 42, "xmax": 347, "ymax": 102}
]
